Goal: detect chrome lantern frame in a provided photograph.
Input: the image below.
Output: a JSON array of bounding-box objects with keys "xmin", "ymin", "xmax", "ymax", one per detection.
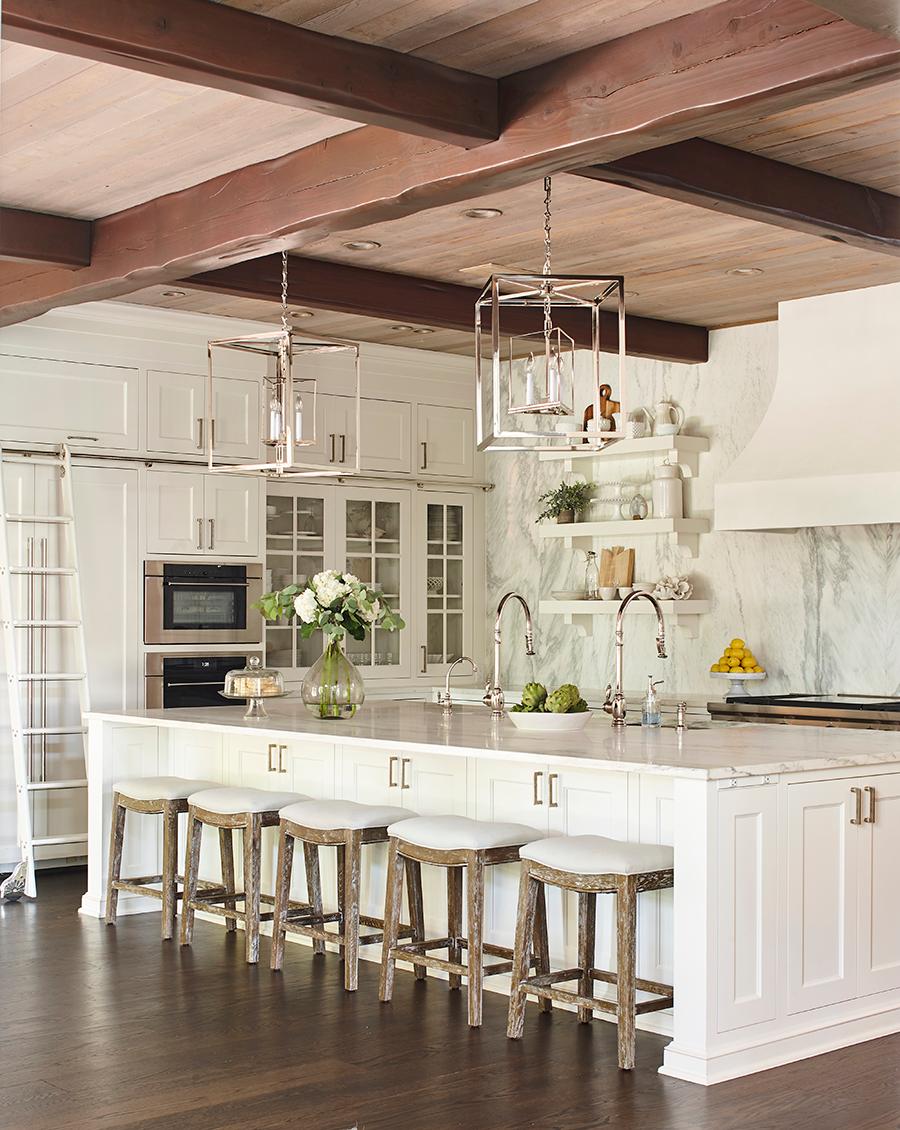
[
  {"xmin": 474, "ymin": 178, "xmax": 626, "ymax": 452},
  {"xmin": 206, "ymin": 252, "xmax": 361, "ymax": 478}
]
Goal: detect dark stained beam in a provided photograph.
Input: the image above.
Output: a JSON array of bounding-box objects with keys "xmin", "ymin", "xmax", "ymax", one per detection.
[
  {"xmin": 2, "ymin": 0, "xmax": 899, "ymax": 327},
  {"xmin": 810, "ymin": 2, "xmax": 900, "ymax": 39},
  {"xmin": 1, "ymin": 0, "xmax": 498, "ymax": 147},
  {"xmin": 183, "ymin": 256, "xmax": 709, "ymax": 365},
  {"xmin": 0, "ymin": 207, "xmax": 92, "ymax": 268},
  {"xmin": 574, "ymin": 139, "xmax": 900, "ymax": 257}
]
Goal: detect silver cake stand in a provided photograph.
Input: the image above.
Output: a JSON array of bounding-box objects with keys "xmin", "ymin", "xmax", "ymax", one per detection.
[{"xmin": 219, "ymin": 689, "xmax": 292, "ymax": 720}]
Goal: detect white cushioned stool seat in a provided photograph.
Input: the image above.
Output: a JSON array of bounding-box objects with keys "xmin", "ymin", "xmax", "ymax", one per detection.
[
  {"xmin": 188, "ymin": 786, "xmax": 310, "ymax": 815},
  {"xmin": 280, "ymin": 799, "xmax": 413, "ymax": 830},
  {"xmin": 520, "ymin": 835, "xmax": 674, "ymax": 876},
  {"xmin": 388, "ymin": 814, "xmax": 541, "ymax": 851},
  {"xmin": 114, "ymin": 776, "xmax": 220, "ymax": 802}
]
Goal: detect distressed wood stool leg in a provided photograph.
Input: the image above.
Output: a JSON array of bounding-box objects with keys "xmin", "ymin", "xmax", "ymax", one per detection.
[
  {"xmin": 578, "ymin": 890, "xmax": 597, "ymax": 1023},
  {"xmin": 243, "ymin": 814, "xmax": 262, "ymax": 965},
  {"xmin": 534, "ymin": 881, "xmax": 552, "ymax": 1014},
  {"xmin": 219, "ymin": 827, "xmax": 236, "ymax": 933},
  {"xmin": 270, "ymin": 825, "xmax": 294, "ymax": 972},
  {"xmin": 379, "ymin": 839, "xmax": 404, "ymax": 1003},
  {"xmin": 336, "ymin": 843, "xmax": 346, "ymax": 959},
  {"xmin": 343, "ymin": 830, "xmax": 362, "ymax": 992},
  {"xmin": 160, "ymin": 801, "xmax": 179, "ymax": 941},
  {"xmin": 303, "ymin": 840, "xmax": 325, "ymax": 955},
  {"xmin": 405, "ymin": 858, "xmax": 426, "ymax": 981},
  {"xmin": 180, "ymin": 809, "xmax": 203, "ymax": 946},
  {"xmin": 105, "ymin": 793, "xmax": 126, "ymax": 926},
  {"xmin": 447, "ymin": 864, "xmax": 463, "ymax": 990},
  {"xmin": 465, "ymin": 850, "xmax": 486, "ymax": 1027},
  {"xmin": 507, "ymin": 863, "xmax": 539, "ymax": 1038},
  {"xmin": 616, "ymin": 875, "xmax": 638, "ymax": 1070}
]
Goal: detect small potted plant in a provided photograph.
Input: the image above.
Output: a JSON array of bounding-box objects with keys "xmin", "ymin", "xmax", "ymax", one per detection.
[{"xmin": 536, "ymin": 480, "xmax": 594, "ymax": 524}]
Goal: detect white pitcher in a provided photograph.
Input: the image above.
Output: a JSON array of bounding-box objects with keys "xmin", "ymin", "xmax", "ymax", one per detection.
[
  {"xmin": 653, "ymin": 400, "xmax": 685, "ymax": 435},
  {"xmin": 623, "ymin": 407, "xmax": 653, "ymax": 439}
]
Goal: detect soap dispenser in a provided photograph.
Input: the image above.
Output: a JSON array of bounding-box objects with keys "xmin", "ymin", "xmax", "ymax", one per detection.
[{"xmin": 641, "ymin": 676, "xmax": 663, "ymax": 727}]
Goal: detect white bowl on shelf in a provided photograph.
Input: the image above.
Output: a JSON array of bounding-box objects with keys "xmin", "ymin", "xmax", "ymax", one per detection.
[
  {"xmin": 550, "ymin": 590, "xmax": 589, "ymax": 601},
  {"xmin": 507, "ymin": 710, "xmax": 592, "ymax": 733}
]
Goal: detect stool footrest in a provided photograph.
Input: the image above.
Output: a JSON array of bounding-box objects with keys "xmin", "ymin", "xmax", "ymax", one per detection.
[
  {"xmin": 518, "ymin": 967, "xmax": 674, "ymax": 1014},
  {"xmin": 391, "ymin": 936, "xmax": 524, "ymax": 979},
  {"xmin": 590, "ymin": 966, "xmax": 673, "ymax": 999}
]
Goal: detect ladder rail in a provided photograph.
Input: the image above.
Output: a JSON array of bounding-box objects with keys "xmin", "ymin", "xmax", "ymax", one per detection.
[{"xmin": 0, "ymin": 444, "xmax": 91, "ymax": 899}]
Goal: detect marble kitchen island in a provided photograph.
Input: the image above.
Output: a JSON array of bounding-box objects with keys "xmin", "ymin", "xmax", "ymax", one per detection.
[{"xmin": 83, "ymin": 701, "xmax": 900, "ymax": 1085}]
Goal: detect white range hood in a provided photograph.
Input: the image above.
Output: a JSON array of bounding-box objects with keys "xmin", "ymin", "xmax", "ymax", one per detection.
[{"xmin": 716, "ymin": 282, "xmax": 900, "ymax": 531}]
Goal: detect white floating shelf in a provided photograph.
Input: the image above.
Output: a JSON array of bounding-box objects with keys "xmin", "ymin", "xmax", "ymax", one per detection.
[
  {"xmin": 540, "ymin": 598, "xmax": 710, "ymax": 639},
  {"xmin": 539, "ymin": 517, "xmax": 709, "ymax": 556},
  {"xmin": 538, "ymin": 434, "xmax": 709, "ymax": 476}
]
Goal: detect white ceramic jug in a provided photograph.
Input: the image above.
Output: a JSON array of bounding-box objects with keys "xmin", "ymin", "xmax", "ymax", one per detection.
[
  {"xmin": 653, "ymin": 400, "xmax": 685, "ymax": 435},
  {"xmin": 624, "ymin": 407, "xmax": 653, "ymax": 439}
]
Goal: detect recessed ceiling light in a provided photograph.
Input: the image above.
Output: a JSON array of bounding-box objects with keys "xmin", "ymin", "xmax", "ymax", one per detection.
[
  {"xmin": 289, "ymin": 309, "xmax": 314, "ymax": 319},
  {"xmin": 625, "ymin": 290, "xmax": 640, "ymax": 298},
  {"xmin": 343, "ymin": 240, "xmax": 381, "ymax": 251},
  {"xmin": 162, "ymin": 289, "xmax": 186, "ymax": 298},
  {"xmin": 412, "ymin": 328, "xmax": 435, "ymax": 335},
  {"xmin": 462, "ymin": 207, "xmax": 504, "ymax": 219},
  {"xmin": 727, "ymin": 267, "xmax": 764, "ymax": 277},
  {"xmin": 391, "ymin": 324, "xmax": 415, "ymax": 332}
]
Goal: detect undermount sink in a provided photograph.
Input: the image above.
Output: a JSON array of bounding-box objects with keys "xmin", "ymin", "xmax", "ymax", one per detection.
[{"xmin": 624, "ymin": 719, "xmax": 746, "ymax": 729}]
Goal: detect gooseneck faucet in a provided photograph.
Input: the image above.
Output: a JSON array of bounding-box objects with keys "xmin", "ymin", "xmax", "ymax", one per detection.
[
  {"xmin": 483, "ymin": 592, "xmax": 535, "ymax": 717},
  {"xmin": 603, "ymin": 591, "xmax": 667, "ymax": 727},
  {"xmin": 437, "ymin": 656, "xmax": 479, "ymax": 715}
]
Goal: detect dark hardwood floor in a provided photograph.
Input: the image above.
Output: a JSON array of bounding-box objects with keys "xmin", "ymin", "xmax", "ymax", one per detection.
[{"xmin": 1, "ymin": 870, "xmax": 899, "ymax": 1130}]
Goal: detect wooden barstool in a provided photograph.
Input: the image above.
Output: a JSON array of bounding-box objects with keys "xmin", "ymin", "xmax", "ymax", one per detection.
[
  {"xmin": 380, "ymin": 814, "xmax": 548, "ymax": 1027},
  {"xmin": 106, "ymin": 776, "xmax": 219, "ymax": 940},
  {"xmin": 180, "ymin": 786, "xmax": 307, "ymax": 964},
  {"xmin": 271, "ymin": 799, "xmax": 422, "ymax": 991},
  {"xmin": 506, "ymin": 834, "xmax": 675, "ymax": 1069}
]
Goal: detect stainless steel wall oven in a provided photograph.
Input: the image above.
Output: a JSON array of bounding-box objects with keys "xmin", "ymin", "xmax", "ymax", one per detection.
[{"xmin": 144, "ymin": 561, "xmax": 263, "ymax": 645}]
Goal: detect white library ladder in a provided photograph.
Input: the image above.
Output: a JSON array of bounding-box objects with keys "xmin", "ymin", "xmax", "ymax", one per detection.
[{"xmin": 0, "ymin": 445, "xmax": 90, "ymax": 900}]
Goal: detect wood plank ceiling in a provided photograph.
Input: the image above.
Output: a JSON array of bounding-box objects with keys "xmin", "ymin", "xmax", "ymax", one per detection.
[{"xmin": 1, "ymin": 0, "xmax": 898, "ymax": 353}]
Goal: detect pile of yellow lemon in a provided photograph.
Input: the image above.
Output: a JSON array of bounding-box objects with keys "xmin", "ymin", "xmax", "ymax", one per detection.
[{"xmin": 710, "ymin": 637, "xmax": 765, "ymax": 675}]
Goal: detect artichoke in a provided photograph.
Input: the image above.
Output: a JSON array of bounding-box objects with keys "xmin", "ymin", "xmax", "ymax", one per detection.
[
  {"xmin": 545, "ymin": 683, "xmax": 583, "ymax": 713},
  {"xmin": 520, "ymin": 682, "xmax": 548, "ymax": 712}
]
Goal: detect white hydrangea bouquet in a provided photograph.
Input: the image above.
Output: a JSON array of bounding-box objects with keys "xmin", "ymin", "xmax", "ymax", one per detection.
[{"xmin": 254, "ymin": 571, "xmax": 404, "ymax": 719}]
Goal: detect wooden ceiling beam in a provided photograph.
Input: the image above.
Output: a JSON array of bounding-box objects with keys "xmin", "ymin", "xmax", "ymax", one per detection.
[
  {"xmin": 2, "ymin": 0, "xmax": 899, "ymax": 329},
  {"xmin": 809, "ymin": 2, "xmax": 900, "ymax": 40},
  {"xmin": 575, "ymin": 139, "xmax": 900, "ymax": 257},
  {"xmin": 0, "ymin": 207, "xmax": 92, "ymax": 268},
  {"xmin": 182, "ymin": 256, "xmax": 709, "ymax": 365},
  {"xmin": 1, "ymin": 0, "xmax": 498, "ymax": 147}
]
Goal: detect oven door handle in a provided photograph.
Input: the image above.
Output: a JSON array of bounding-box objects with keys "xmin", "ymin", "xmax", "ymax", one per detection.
[
  {"xmin": 162, "ymin": 680, "xmax": 226, "ymax": 687},
  {"xmin": 161, "ymin": 580, "xmax": 252, "ymax": 587}
]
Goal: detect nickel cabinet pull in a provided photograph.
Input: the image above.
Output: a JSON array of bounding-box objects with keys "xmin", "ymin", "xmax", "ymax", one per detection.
[
  {"xmin": 533, "ymin": 770, "xmax": 543, "ymax": 806},
  {"xmin": 548, "ymin": 772, "xmax": 559, "ymax": 808},
  {"xmin": 278, "ymin": 744, "xmax": 288, "ymax": 773},
  {"xmin": 388, "ymin": 755, "xmax": 399, "ymax": 788},
  {"xmin": 421, "ymin": 441, "xmax": 428, "ymax": 471},
  {"xmin": 329, "ymin": 433, "xmax": 336, "ymax": 463},
  {"xmin": 208, "ymin": 518, "xmax": 215, "ymax": 550},
  {"xmin": 196, "ymin": 418, "xmax": 204, "ymax": 450},
  {"xmin": 401, "ymin": 758, "xmax": 411, "ymax": 790},
  {"xmin": 340, "ymin": 434, "xmax": 346, "ymax": 463},
  {"xmin": 851, "ymin": 786, "xmax": 863, "ymax": 825},
  {"xmin": 267, "ymin": 742, "xmax": 277, "ymax": 772},
  {"xmin": 211, "ymin": 419, "xmax": 216, "ymax": 451},
  {"xmin": 66, "ymin": 434, "xmax": 99, "ymax": 442},
  {"xmin": 420, "ymin": 645, "xmax": 428, "ymax": 674},
  {"xmin": 196, "ymin": 517, "xmax": 203, "ymax": 550},
  {"xmin": 864, "ymin": 785, "xmax": 876, "ymax": 824}
]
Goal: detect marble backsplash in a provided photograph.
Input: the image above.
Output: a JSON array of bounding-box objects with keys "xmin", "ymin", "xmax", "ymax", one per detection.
[{"xmin": 485, "ymin": 321, "xmax": 900, "ymax": 699}]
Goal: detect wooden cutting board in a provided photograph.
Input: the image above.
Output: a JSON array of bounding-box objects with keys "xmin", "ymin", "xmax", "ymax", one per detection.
[{"xmin": 599, "ymin": 546, "xmax": 634, "ymax": 587}]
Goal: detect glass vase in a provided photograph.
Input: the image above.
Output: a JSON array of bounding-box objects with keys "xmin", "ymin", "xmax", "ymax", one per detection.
[{"xmin": 301, "ymin": 637, "xmax": 365, "ymax": 719}]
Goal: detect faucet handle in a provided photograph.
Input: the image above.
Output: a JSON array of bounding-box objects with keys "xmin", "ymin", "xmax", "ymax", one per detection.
[{"xmin": 602, "ymin": 683, "xmax": 614, "ymax": 715}]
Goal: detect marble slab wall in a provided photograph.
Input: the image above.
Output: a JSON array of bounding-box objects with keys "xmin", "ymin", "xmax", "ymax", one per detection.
[{"xmin": 485, "ymin": 322, "xmax": 900, "ymax": 699}]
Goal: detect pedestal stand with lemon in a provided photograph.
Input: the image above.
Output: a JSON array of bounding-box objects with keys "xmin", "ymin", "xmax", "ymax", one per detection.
[{"xmin": 710, "ymin": 637, "xmax": 767, "ymax": 697}]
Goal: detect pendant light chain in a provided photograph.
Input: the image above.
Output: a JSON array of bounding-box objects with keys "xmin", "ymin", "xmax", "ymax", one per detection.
[
  {"xmin": 280, "ymin": 249, "xmax": 289, "ymax": 333},
  {"xmin": 542, "ymin": 176, "xmax": 553, "ymax": 337}
]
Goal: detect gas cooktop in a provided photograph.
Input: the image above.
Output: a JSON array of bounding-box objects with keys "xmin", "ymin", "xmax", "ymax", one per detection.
[{"xmin": 708, "ymin": 694, "xmax": 900, "ymax": 730}]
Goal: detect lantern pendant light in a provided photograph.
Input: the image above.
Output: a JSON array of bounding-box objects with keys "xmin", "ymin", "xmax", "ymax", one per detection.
[
  {"xmin": 207, "ymin": 251, "xmax": 361, "ymax": 478},
  {"xmin": 474, "ymin": 177, "xmax": 626, "ymax": 452}
]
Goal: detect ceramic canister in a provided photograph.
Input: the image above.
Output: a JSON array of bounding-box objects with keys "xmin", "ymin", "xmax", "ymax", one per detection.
[{"xmin": 651, "ymin": 462, "xmax": 683, "ymax": 518}]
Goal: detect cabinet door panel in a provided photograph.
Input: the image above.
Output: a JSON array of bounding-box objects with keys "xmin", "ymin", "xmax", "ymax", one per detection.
[
  {"xmin": 357, "ymin": 398, "xmax": 411, "ymax": 474},
  {"xmin": 0, "ymin": 353, "xmax": 138, "ymax": 450},
  {"xmin": 146, "ymin": 471, "xmax": 205, "ymax": 555},
  {"xmin": 787, "ymin": 778, "xmax": 859, "ymax": 1013},
  {"xmin": 637, "ymin": 775, "xmax": 675, "ymax": 991},
  {"xmin": 340, "ymin": 745, "xmax": 398, "ymax": 809},
  {"xmin": 417, "ymin": 405, "xmax": 474, "ymax": 479},
  {"xmin": 859, "ymin": 773, "xmax": 900, "ymax": 996},
  {"xmin": 418, "ymin": 494, "xmax": 473, "ymax": 678},
  {"xmin": 146, "ymin": 370, "xmax": 205, "ymax": 455},
  {"xmin": 211, "ymin": 376, "xmax": 260, "ymax": 461},
  {"xmin": 204, "ymin": 475, "xmax": 259, "ymax": 557}
]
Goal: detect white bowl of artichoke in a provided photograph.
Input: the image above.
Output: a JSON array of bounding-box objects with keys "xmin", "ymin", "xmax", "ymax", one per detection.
[{"xmin": 507, "ymin": 682, "xmax": 592, "ymax": 732}]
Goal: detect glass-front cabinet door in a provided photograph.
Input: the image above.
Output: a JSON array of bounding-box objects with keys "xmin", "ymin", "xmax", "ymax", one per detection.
[
  {"xmin": 338, "ymin": 488, "xmax": 411, "ymax": 679},
  {"xmin": 417, "ymin": 492, "xmax": 473, "ymax": 677},
  {"xmin": 263, "ymin": 485, "xmax": 331, "ymax": 676}
]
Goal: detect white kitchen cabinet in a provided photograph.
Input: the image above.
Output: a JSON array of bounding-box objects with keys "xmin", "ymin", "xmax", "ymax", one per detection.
[
  {"xmin": 340, "ymin": 745, "xmax": 404, "ymax": 809},
  {"xmin": 0, "ymin": 352, "xmax": 139, "ymax": 451},
  {"xmin": 302, "ymin": 395, "xmax": 411, "ymax": 474},
  {"xmin": 416, "ymin": 493, "xmax": 474, "ymax": 679},
  {"xmin": 417, "ymin": 404, "xmax": 474, "ymax": 479},
  {"xmin": 398, "ymin": 750, "xmax": 467, "ymax": 817},
  {"xmin": 146, "ymin": 370, "xmax": 260, "ymax": 460},
  {"xmin": 146, "ymin": 469, "xmax": 259, "ymax": 557},
  {"xmin": 858, "ymin": 772, "xmax": 900, "ymax": 997}
]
